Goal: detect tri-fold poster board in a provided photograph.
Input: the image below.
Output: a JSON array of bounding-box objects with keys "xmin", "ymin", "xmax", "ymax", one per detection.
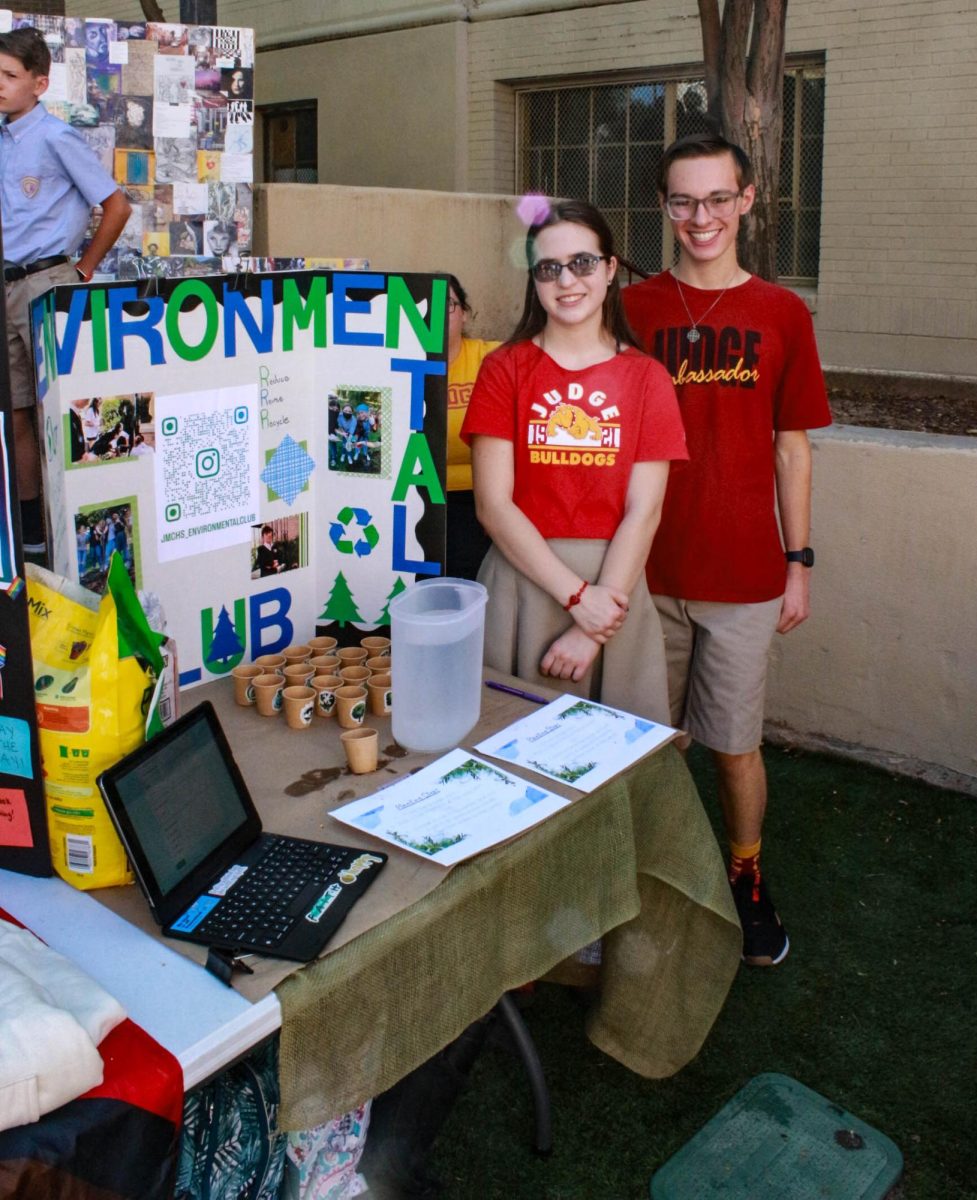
[{"xmin": 34, "ymin": 270, "xmax": 450, "ymax": 687}]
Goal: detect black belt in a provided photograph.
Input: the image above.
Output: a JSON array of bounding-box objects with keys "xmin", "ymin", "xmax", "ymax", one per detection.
[{"xmin": 3, "ymin": 255, "xmax": 70, "ymax": 283}]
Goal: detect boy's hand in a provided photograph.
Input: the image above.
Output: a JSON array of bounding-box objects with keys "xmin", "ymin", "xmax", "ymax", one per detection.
[{"xmin": 540, "ymin": 626, "xmax": 601, "ymax": 682}]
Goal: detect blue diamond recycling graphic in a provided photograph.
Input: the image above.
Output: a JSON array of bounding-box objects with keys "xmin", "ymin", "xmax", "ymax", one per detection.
[{"xmin": 261, "ymin": 435, "xmax": 316, "ymax": 505}]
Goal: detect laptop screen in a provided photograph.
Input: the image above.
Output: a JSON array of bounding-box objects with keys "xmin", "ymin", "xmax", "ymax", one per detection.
[{"xmin": 106, "ymin": 704, "xmax": 253, "ymax": 897}]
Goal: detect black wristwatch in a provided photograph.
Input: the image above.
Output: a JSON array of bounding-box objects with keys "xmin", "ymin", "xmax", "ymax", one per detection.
[{"xmin": 785, "ymin": 547, "xmax": 815, "ymax": 567}]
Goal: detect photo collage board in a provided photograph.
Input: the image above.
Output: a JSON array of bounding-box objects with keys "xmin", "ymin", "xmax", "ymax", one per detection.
[
  {"xmin": 32, "ymin": 270, "xmax": 449, "ymax": 690},
  {"xmin": 2, "ymin": 9, "xmax": 255, "ymax": 281}
]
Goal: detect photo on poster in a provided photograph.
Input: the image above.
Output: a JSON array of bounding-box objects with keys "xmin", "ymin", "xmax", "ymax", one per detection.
[
  {"xmin": 142, "ymin": 233, "xmax": 169, "ymax": 265},
  {"xmin": 197, "ymin": 149, "xmax": 221, "ymax": 182},
  {"xmin": 115, "ymin": 21, "xmax": 148, "ymax": 43},
  {"xmin": 79, "ymin": 123, "xmax": 115, "ymax": 173},
  {"xmin": 67, "ymin": 394, "xmax": 155, "ymax": 468},
  {"xmin": 203, "ymin": 220, "xmax": 240, "ymax": 266},
  {"xmin": 84, "ymin": 19, "xmax": 113, "ymax": 67},
  {"xmin": 74, "ymin": 499, "xmax": 139, "ymax": 595},
  {"xmin": 65, "ymin": 46, "xmax": 86, "ymax": 105},
  {"xmin": 154, "ymin": 52, "xmax": 194, "ymax": 105},
  {"xmin": 64, "ymin": 17, "xmax": 86, "ymax": 48},
  {"xmin": 250, "ymin": 515, "xmax": 309, "ymax": 579},
  {"xmin": 87, "ymin": 71, "xmax": 120, "ymax": 107},
  {"xmin": 195, "ymin": 104, "xmax": 227, "ymax": 150},
  {"xmin": 121, "ymin": 38, "xmax": 157, "ymax": 96},
  {"xmin": 115, "ymin": 148, "xmax": 154, "ymax": 187},
  {"xmin": 207, "ymin": 181, "xmax": 235, "ymax": 222},
  {"xmin": 155, "ymin": 136, "xmax": 197, "ymax": 183},
  {"xmin": 223, "ymin": 122, "xmax": 252, "ymax": 156},
  {"xmin": 187, "ymin": 25, "xmax": 213, "ymax": 57},
  {"xmin": 328, "ymin": 387, "xmax": 390, "ymax": 477},
  {"xmin": 219, "ymin": 67, "xmax": 252, "ymax": 99},
  {"xmin": 109, "ymin": 94, "xmax": 153, "ymax": 149},
  {"xmin": 169, "ymin": 219, "xmax": 202, "ymax": 254},
  {"xmin": 147, "ymin": 23, "xmax": 187, "ymax": 54}
]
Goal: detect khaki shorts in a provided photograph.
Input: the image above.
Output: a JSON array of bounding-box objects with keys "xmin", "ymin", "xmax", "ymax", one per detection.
[
  {"xmin": 4, "ymin": 261, "xmax": 79, "ymax": 410},
  {"xmin": 653, "ymin": 594, "xmax": 782, "ymax": 755}
]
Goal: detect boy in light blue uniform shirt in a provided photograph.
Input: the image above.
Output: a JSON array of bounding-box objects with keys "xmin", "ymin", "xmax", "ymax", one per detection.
[{"xmin": 0, "ymin": 26, "xmax": 131, "ymax": 555}]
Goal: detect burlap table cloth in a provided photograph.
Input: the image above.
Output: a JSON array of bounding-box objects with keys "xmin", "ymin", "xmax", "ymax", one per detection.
[
  {"xmin": 89, "ymin": 673, "xmax": 740, "ymax": 1131},
  {"xmin": 275, "ymin": 739, "xmax": 741, "ymax": 1130}
]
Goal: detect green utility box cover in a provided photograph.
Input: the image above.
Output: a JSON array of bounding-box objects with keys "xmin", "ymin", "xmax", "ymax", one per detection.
[{"xmin": 650, "ymin": 1073, "xmax": 903, "ymax": 1199}]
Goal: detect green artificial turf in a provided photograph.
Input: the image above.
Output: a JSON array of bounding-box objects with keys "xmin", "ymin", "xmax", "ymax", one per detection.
[{"xmin": 430, "ymin": 745, "xmax": 977, "ymax": 1199}]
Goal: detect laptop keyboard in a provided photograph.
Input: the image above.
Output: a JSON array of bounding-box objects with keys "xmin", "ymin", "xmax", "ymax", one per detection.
[{"xmin": 194, "ymin": 836, "xmax": 350, "ymax": 949}]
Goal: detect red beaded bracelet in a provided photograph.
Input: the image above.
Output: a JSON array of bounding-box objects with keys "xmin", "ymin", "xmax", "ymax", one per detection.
[{"xmin": 563, "ymin": 580, "xmax": 589, "ymax": 611}]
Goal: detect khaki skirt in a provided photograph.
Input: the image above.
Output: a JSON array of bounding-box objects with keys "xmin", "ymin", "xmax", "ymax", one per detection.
[{"xmin": 477, "ymin": 539, "xmax": 671, "ymax": 724}]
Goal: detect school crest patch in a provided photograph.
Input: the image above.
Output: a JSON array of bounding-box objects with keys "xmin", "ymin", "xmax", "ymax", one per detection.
[{"xmin": 21, "ymin": 176, "xmax": 40, "ymax": 199}]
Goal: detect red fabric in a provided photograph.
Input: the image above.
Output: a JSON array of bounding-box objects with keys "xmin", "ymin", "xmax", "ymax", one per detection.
[
  {"xmin": 462, "ymin": 341, "xmax": 687, "ymax": 539},
  {"xmin": 82, "ymin": 1020, "xmax": 184, "ymax": 1125},
  {"xmin": 624, "ymin": 273, "xmax": 831, "ymax": 602},
  {"xmin": 0, "ymin": 910, "xmax": 183, "ymax": 1124}
]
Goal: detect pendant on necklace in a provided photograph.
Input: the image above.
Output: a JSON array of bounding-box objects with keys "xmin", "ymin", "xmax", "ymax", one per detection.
[{"xmin": 686, "ymin": 328, "xmax": 701, "ymax": 343}]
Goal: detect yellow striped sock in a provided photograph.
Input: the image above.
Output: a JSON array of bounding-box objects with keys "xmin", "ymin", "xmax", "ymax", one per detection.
[{"xmin": 728, "ymin": 838, "xmax": 762, "ymax": 882}]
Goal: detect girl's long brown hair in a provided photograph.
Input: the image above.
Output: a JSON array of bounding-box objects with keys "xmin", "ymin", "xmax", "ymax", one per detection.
[{"xmin": 507, "ymin": 198, "xmax": 640, "ymax": 351}]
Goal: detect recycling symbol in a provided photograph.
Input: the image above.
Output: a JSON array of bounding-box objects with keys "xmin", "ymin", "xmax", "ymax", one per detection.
[{"xmin": 330, "ymin": 506, "xmax": 379, "ymax": 557}]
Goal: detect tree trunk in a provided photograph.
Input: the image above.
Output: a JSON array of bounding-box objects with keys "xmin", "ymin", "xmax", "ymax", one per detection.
[
  {"xmin": 698, "ymin": 0, "xmax": 787, "ymax": 281},
  {"xmin": 138, "ymin": 0, "xmax": 167, "ymax": 21}
]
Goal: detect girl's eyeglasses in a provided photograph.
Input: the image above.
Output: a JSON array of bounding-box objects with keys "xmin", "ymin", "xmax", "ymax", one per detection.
[{"xmin": 530, "ymin": 253, "xmax": 609, "ymax": 284}]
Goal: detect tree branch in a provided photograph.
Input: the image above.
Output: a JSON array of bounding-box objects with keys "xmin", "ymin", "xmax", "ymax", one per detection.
[{"xmin": 139, "ymin": 0, "xmax": 167, "ymax": 21}]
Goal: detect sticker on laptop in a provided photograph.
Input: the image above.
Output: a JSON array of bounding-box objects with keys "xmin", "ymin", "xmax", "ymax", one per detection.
[
  {"xmin": 172, "ymin": 894, "xmax": 221, "ymax": 932},
  {"xmin": 304, "ymin": 882, "xmax": 343, "ymax": 924},
  {"xmin": 338, "ymin": 852, "xmax": 384, "ymax": 886},
  {"xmin": 210, "ymin": 863, "xmax": 248, "ymax": 896}
]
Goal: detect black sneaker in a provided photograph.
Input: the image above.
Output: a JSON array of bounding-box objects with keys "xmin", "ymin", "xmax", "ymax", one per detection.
[{"xmin": 731, "ymin": 872, "xmax": 789, "ymax": 966}]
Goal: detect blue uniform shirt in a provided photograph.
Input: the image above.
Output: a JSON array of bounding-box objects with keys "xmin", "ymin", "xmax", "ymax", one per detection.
[{"xmin": 0, "ymin": 102, "xmax": 120, "ymax": 266}]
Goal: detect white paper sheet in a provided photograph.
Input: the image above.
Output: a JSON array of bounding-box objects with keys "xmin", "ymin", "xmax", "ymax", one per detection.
[
  {"xmin": 476, "ymin": 694, "xmax": 679, "ymax": 792},
  {"xmin": 330, "ymin": 749, "xmax": 571, "ymax": 867}
]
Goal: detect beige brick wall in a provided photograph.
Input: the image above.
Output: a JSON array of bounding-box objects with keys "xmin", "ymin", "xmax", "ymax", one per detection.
[
  {"xmin": 60, "ymin": 0, "xmax": 976, "ymax": 375},
  {"xmin": 465, "ymin": 0, "xmax": 977, "ymax": 376}
]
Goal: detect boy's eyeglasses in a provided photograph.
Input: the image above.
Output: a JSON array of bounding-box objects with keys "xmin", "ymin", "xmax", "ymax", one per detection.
[
  {"xmin": 665, "ymin": 191, "xmax": 743, "ymax": 220},
  {"xmin": 531, "ymin": 253, "xmax": 609, "ymax": 284}
]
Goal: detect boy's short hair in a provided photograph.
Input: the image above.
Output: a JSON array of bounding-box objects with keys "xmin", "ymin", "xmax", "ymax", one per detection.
[
  {"xmin": 0, "ymin": 27, "xmax": 52, "ymax": 76},
  {"xmin": 657, "ymin": 133, "xmax": 754, "ymax": 194}
]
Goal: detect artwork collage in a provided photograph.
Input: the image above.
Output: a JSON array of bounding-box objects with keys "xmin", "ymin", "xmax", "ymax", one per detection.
[{"xmin": 3, "ymin": 8, "xmax": 256, "ymax": 279}]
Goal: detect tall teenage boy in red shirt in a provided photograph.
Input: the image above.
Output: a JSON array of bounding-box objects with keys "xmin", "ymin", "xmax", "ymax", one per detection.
[{"xmin": 624, "ymin": 134, "xmax": 831, "ymax": 965}]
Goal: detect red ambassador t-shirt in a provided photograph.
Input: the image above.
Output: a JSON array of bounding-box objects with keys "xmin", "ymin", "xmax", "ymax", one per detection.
[
  {"xmin": 461, "ymin": 340, "xmax": 687, "ymax": 540},
  {"xmin": 623, "ymin": 273, "xmax": 832, "ymax": 602}
]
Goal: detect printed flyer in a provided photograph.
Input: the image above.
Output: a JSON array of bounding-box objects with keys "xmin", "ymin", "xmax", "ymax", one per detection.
[
  {"xmin": 33, "ymin": 270, "xmax": 449, "ymax": 688},
  {"xmin": 476, "ymin": 694, "xmax": 679, "ymax": 791},
  {"xmin": 330, "ymin": 749, "xmax": 570, "ymax": 867}
]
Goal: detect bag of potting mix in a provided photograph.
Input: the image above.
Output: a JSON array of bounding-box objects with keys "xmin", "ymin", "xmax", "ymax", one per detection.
[{"xmin": 27, "ymin": 554, "xmax": 168, "ymax": 890}]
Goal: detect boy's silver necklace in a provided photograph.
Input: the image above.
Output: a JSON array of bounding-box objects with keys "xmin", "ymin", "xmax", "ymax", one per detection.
[{"xmin": 673, "ymin": 270, "xmax": 740, "ymax": 343}]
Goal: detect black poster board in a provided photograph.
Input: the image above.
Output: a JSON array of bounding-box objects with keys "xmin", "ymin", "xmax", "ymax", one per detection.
[{"xmin": 0, "ymin": 212, "xmax": 53, "ymax": 875}]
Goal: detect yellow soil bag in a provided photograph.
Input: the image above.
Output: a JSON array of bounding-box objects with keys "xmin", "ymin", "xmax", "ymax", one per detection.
[{"xmin": 27, "ymin": 555, "xmax": 165, "ymax": 890}]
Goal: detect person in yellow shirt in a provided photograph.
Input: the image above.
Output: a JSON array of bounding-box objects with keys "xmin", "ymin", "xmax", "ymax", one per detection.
[{"xmin": 446, "ymin": 275, "xmax": 500, "ymax": 579}]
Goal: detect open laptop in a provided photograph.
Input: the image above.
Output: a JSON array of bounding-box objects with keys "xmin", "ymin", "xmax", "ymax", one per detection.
[{"xmin": 96, "ymin": 700, "xmax": 386, "ymax": 964}]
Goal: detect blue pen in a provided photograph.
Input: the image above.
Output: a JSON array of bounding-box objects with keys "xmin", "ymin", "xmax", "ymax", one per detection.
[{"xmin": 485, "ymin": 680, "xmax": 550, "ymax": 705}]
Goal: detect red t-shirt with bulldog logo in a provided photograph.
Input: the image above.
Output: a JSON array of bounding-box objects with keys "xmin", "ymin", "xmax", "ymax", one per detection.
[{"xmin": 461, "ymin": 340, "xmax": 687, "ymax": 540}]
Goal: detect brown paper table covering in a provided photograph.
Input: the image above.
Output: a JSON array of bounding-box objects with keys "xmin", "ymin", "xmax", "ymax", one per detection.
[{"xmin": 91, "ymin": 672, "xmax": 741, "ymax": 1131}]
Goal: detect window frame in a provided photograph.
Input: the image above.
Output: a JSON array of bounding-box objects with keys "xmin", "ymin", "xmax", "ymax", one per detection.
[{"xmin": 515, "ymin": 55, "xmax": 825, "ymax": 286}]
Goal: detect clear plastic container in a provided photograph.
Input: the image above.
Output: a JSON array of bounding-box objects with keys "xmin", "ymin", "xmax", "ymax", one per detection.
[{"xmin": 389, "ymin": 578, "xmax": 488, "ymax": 753}]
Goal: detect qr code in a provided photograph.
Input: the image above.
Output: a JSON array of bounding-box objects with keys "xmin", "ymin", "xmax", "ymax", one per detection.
[{"xmin": 159, "ymin": 405, "xmax": 251, "ymax": 523}]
